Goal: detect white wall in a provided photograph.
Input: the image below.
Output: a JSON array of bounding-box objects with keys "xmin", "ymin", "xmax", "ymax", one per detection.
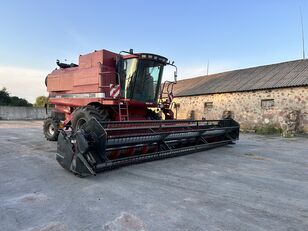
[{"xmin": 0, "ymin": 106, "xmax": 48, "ymax": 120}]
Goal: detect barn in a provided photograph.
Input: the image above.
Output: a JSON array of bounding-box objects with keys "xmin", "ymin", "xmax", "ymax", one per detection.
[{"xmin": 172, "ymin": 59, "xmax": 308, "ymax": 135}]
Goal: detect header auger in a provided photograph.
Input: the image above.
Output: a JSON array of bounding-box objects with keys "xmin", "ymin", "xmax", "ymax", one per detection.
[{"xmin": 44, "ymin": 49, "xmax": 240, "ymax": 176}]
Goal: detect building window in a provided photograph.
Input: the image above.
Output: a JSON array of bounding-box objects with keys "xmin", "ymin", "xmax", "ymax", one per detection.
[
  {"xmin": 204, "ymin": 102, "xmax": 213, "ymax": 109},
  {"xmin": 190, "ymin": 110, "xmax": 196, "ymax": 120},
  {"xmin": 261, "ymin": 99, "xmax": 274, "ymax": 109}
]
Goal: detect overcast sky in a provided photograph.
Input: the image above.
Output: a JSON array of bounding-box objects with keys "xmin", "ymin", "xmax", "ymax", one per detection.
[{"xmin": 0, "ymin": 0, "xmax": 307, "ymax": 103}]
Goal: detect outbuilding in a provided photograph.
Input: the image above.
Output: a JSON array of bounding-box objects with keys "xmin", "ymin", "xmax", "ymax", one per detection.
[{"xmin": 172, "ymin": 59, "xmax": 308, "ymax": 135}]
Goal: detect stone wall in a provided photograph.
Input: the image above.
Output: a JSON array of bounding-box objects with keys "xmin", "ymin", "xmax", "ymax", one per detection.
[
  {"xmin": 0, "ymin": 106, "xmax": 48, "ymax": 120},
  {"xmin": 172, "ymin": 86, "xmax": 308, "ymax": 133}
]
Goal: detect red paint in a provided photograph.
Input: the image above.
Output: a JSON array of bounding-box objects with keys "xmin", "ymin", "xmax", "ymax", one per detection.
[{"xmin": 47, "ymin": 49, "xmax": 174, "ymax": 126}]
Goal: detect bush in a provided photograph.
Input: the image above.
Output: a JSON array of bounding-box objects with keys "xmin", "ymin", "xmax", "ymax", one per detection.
[{"xmin": 34, "ymin": 96, "xmax": 48, "ymax": 107}]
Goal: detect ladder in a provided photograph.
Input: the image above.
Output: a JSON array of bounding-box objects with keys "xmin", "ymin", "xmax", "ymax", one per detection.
[{"xmin": 118, "ymin": 102, "xmax": 129, "ymax": 121}]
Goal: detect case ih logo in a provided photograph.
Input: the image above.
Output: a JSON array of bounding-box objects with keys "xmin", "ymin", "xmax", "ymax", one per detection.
[{"xmin": 110, "ymin": 84, "xmax": 120, "ymax": 98}]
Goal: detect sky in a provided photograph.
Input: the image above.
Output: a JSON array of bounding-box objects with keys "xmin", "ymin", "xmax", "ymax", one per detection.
[{"xmin": 0, "ymin": 0, "xmax": 307, "ymax": 103}]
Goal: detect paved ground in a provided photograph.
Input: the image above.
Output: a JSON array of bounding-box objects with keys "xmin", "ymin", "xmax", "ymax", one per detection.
[{"xmin": 0, "ymin": 121, "xmax": 307, "ymax": 231}]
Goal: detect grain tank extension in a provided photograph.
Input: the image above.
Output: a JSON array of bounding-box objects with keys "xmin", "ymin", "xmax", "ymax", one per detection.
[{"xmin": 44, "ymin": 49, "xmax": 240, "ymax": 177}]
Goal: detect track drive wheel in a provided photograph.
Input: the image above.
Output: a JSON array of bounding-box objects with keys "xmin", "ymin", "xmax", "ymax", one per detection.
[
  {"xmin": 43, "ymin": 117, "xmax": 59, "ymax": 141},
  {"xmin": 71, "ymin": 105, "xmax": 110, "ymax": 131}
]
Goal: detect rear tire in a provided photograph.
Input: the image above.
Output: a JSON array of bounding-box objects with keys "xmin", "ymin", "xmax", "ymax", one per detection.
[
  {"xmin": 43, "ymin": 117, "xmax": 59, "ymax": 141},
  {"xmin": 71, "ymin": 106, "xmax": 110, "ymax": 131}
]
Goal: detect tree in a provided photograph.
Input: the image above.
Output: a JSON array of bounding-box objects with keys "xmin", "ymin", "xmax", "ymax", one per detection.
[
  {"xmin": 34, "ymin": 96, "xmax": 48, "ymax": 107},
  {"xmin": 10, "ymin": 96, "xmax": 32, "ymax": 107},
  {"xmin": 0, "ymin": 87, "xmax": 32, "ymax": 107},
  {"xmin": 0, "ymin": 87, "xmax": 10, "ymax": 106}
]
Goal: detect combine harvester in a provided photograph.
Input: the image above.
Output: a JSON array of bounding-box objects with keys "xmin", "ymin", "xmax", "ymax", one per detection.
[{"xmin": 44, "ymin": 49, "xmax": 239, "ymax": 177}]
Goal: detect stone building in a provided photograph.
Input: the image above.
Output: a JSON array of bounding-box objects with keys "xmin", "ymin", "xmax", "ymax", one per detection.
[{"xmin": 171, "ymin": 59, "xmax": 308, "ymax": 134}]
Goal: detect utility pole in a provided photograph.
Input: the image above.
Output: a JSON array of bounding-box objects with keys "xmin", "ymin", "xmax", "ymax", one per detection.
[
  {"xmin": 300, "ymin": 7, "xmax": 306, "ymax": 59},
  {"xmin": 206, "ymin": 60, "xmax": 209, "ymax": 76}
]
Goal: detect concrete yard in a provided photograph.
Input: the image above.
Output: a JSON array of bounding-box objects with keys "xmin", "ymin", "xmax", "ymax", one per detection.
[{"xmin": 0, "ymin": 121, "xmax": 307, "ymax": 231}]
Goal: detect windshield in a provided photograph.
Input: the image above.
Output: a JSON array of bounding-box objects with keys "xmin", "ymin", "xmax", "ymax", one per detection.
[{"xmin": 120, "ymin": 58, "xmax": 164, "ymax": 103}]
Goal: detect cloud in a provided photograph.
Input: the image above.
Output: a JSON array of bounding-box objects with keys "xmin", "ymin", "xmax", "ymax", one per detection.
[{"xmin": 0, "ymin": 66, "xmax": 49, "ymax": 103}]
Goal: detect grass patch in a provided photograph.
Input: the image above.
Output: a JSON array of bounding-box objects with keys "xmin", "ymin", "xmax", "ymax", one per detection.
[
  {"xmin": 244, "ymin": 153, "xmax": 255, "ymax": 156},
  {"xmin": 255, "ymin": 125, "xmax": 282, "ymax": 135},
  {"xmin": 244, "ymin": 153, "xmax": 265, "ymax": 160}
]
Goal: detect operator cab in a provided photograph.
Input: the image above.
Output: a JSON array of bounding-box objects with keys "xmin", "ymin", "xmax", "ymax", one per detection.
[{"xmin": 118, "ymin": 51, "xmax": 168, "ymax": 103}]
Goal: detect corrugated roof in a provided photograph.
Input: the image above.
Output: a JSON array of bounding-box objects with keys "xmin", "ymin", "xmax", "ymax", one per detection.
[{"xmin": 173, "ymin": 59, "xmax": 308, "ymax": 97}]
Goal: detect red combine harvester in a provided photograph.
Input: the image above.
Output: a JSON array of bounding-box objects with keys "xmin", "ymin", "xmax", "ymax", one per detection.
[{"xmin": 45, "ymin": 49, "xmax": 239, "ymax": 177}]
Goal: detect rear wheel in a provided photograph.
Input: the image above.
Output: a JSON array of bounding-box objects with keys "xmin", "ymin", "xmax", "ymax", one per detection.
[
  {"xmin": 71, "ymin": 106, "xmax": 110, "ymax": 131},
  {"xmin": 43, "ymin": 117, "xmax": 59, "ymax": 141}
]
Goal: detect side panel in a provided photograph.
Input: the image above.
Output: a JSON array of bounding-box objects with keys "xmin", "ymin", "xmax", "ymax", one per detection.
[
  {"xmin": 47, "ymin": 49, "xmax": 156, "ymax": 124},
  {"xmin": 47, "ymin": 49, "xmax": 118, "ymax": 97}
]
